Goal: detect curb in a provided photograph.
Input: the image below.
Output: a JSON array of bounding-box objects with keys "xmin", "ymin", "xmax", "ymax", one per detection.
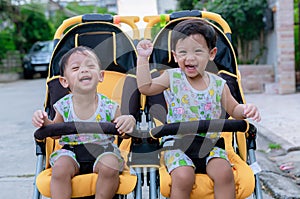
[
  {"xmin": 255, "ymin": 123, "xmax": 300, "ymax": 198},
  {"xmin": 0, "ymin": 73, "xmax": 22, "ymax": 83},
  {"xmin": 255, "ymin": 123, "xmax": 294, "ymax": 153}
]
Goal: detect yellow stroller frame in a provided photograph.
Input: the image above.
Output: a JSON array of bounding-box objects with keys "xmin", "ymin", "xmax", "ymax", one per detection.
[
  {"xmin": 32, "ymin": 10, "xmax": 263, "ymax": 199},
  {"xmin": 32, "ymin": 13, "xmax": 143, "ymax": 199},
  {"xmin": 142, "ymin": 10, "xmax": 263, "ymax": 199}
]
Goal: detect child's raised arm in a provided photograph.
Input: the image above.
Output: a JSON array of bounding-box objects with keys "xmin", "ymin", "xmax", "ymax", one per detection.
[{"xmin": 136, "ymin": 39, "xmax": 169, "ymax": 95}]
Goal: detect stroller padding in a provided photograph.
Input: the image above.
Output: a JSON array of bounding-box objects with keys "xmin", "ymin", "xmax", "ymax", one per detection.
[
  {"xmin": 97, "ymin": 71, "xmax": 141, "ymax": 117},
  {"xmin": 36, "ymin": 169, "xmax": 137, "ymax": 197},
  {"xmin": 159, "ymin": 132, "xmax": 255, "ymax": 199},
  {"xmin": 76, "ymin": 31, "xmax": 118, "ymax": 69},
  {"xmin": 36, "ymin": 71, "xmax": 141, "ymax": 197},
  {"xmin": 50, "ymin": 22, "xmax": 137, "ymax": 76}
]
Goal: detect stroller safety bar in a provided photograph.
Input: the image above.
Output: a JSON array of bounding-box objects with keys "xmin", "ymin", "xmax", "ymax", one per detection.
[
  {"xmin": 34, "ymin": 122, "xmax": 119, "ymax": 140},
  {"xmin": 150, "ymin": 119, "xmax": 250, "ymax": 138},
  {"xmin": 34, "ymin": 119, "xmax": 251, "ymax": 140}
]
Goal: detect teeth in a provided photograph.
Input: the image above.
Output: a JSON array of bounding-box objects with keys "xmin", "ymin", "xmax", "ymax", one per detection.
[
  {"xmin": 186, "ymin": 65, "xmax": 195, "ymax": 68},
  {"xmin": 80, "ymin": 77, "xmax": 91, "ymax": 81}
]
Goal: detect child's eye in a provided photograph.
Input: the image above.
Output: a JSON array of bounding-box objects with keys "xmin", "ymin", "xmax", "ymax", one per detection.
[
  {"xmin": 195, "ymin": 49, "xmax": 204, "ymax": 53},
  {"xmin": 72, "ymin": 66, "xmax": 79, "ymax": 71},
  {"xmin": 177, "ymin": 50, "xmax": 187, "ymax": 57}
]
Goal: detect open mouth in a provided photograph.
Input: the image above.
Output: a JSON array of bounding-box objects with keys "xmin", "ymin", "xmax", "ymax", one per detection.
[
  {"xmin": 185, "ymin": 65, "xmax": 197, "ymax": 71},
  {"xmin": 79, "ymin": 76, "xmax": 92, "ymax": 82}
]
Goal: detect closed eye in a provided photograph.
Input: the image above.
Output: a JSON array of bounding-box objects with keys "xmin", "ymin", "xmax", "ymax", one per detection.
[
  {"xmin": 195, "ymin": 49, "xmax": 206, "ymax": 53},
  {"xmin": 177, "ymin": 50, "xmax": 187, "ymax": 57},
  {"xmin": 87, "ymin": 64, "xmax": 97, "ymax": 68},
  {"xmin": 72, "ymin": 66, "xmax": 79, "ymax": 71}
]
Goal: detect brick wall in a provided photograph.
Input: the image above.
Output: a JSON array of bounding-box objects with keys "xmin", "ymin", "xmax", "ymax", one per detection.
[
  {"xmin": 240, "ymin": 0, "xmax": 296, "ymax": 94},
  {"xmin": 239, "ymin": 64, "xmax": 274, "ymax": 93},
  {"xmin": 276, "ymin": 0, "xmax": 296, "ymax": 94}
]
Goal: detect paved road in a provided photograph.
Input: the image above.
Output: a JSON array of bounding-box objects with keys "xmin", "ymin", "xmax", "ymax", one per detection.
[
  {"xmin": 246, "ymin": 93, "xmax": 300, "ymax": 199},
  {"xmin": 246, "ymin": 93, "xmax": 300, "ymax": 148},
  {"xmin": 2, "ymin": 78, "xmax": 299, "ymax": 199},
  {"xmin": 0, "ymin": 78, "xmax": 46, "ymax": 199}
]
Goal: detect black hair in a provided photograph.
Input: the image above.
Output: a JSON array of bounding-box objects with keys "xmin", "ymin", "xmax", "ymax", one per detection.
[
  {"xmin": 171, "ymin": 19, "xmax": 217, "ymax": 51},
  {"xmin": 59, "ymin": 46, "xmax": 102, "ymax": 76}
]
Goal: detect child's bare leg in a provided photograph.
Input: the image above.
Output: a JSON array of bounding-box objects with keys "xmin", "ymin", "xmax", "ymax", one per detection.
[
  {"xmin": 206, "ymin": 158, "xmax": 235, "ymax": 199},
  {"xmin": 51, "ymin": 156, "xmax": 79, "ymax": 199},
  {"xmin": 94, "ymin": 154, "xmax": 120, "ymax": 199},
  {"xmin": 170, "ymin": 166, "xmax": 195, "ymax": 199}
]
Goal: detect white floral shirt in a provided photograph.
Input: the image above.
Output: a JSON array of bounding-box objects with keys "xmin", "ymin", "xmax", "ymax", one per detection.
[
  {"xmin": 53, "ymin": 93, "xmax": 118, "ymax": 146},
  {"xmin": 162, "ymin": 68, "xmax": 226, "ymax": 145}
]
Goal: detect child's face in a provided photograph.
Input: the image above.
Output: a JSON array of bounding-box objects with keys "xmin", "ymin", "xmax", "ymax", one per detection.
[
  {"xmin": 59, "ymin": 51, "xmax": 103, "ymax": 94},
  {"xmin": 172, "ymin": 34, "xmax": 217, "ymax": 79}
]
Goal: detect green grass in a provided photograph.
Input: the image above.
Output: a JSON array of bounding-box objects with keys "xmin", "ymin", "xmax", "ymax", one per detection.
[{"xmin": 268, "ymin": 143, "xmax": 282, "ymax": 150}]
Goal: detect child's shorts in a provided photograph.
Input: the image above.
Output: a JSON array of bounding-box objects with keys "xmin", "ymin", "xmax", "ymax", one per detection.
[
  {"xmin": 164, "ymin": 146, "xmax": 229, "ymax": 174},
  {"xmin": 49, "ymin": 143, "xmax": 124, "ymax": 174}
]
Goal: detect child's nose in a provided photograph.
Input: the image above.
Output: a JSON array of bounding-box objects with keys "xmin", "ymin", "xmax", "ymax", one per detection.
[
  {"xmin": 185, "ymin": 52, "xmax": 195, "ymax": 60},
  {"xmin": 80, "ymin": 65, "xmax": 89, "ymax": 72}
]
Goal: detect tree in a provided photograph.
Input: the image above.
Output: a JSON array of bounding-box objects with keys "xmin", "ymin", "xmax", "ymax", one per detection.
[
  {"xmin": 19, "ymin": 3, "xmax": 54, "ymax": 52},
  {"xmin": 0, "ymin": 0, "xmax": 19, "ymax": 58},
  {"xmin": 66, "ymin": 1, "xmax": 113, "ymax": 15},
  {"xmin": 193, "ymin": 0, "xmax": 268, "ymax": 64},
  {"xmin": 0, "ymin": 1, "xmax": 54, "ymax": 54},
  {"xmin": 177, "ymin": 0, "xmax": 195, "ymax": 10},
  {"xmin": 0, "ymin": 0, "xmax": 118, "ymax": 58}
]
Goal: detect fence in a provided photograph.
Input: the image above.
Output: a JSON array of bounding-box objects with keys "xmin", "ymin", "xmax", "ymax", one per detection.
[{"xmin": 0, "ymin": 51, "xmax": 22, "ymax": 73}]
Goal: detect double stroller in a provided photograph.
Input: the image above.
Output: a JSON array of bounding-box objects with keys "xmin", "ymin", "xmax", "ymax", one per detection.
[{"xmin": 32, "ymin": 10, "xmax": 263, "ymax": 199}]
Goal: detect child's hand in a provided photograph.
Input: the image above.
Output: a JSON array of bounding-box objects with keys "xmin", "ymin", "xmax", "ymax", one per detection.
[
  {"xmin": 32, "ymin": 110, "xmax": 48, "ymax": 127},
  {"xmin": 243, "ymin": 104, "xmax": 261, "ymax": 122},
  {"xmin": 113, "ymin": 115, "xmax": 136, "ymax": 135},
  {"xmin": 136, "ymin": 40, "xmax": 153, "ymax": 58}
]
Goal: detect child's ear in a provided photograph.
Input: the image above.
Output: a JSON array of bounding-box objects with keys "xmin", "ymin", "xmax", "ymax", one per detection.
[
  {"xmin": 59, "ymin": 76, "xmax": 69, "ymax": 88},
  {"xmin": 172, "ymin": 50, "xmax": 178, "ymax": 63},
  {"xmin": 209, "ymin": 47, "xmax": 217, "ymax": 61},
  {"xmin": 98, "ymin": 70, "xmax": 104, "ymax": 82}
]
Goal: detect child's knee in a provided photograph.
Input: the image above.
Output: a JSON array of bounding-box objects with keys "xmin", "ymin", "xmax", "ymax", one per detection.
[
  {"xmin": 171, "ymin": 166, "xmax": 195, "ymax": 185},
  {"xmin": 207, "ymin": 158, "xmax": 233, "ymax": 182},
  {"xmin": 94, "ymin": 153, "xmax": 124, "ymax": 172},
  {"xmin": 209, "ymin": 166, "xmax": 233, "ymax": 183},
  {"xmin": 52, "ymin": 157, "xmax": 78, "ymax": 179},
  {"xmin": 95, "ymin": 163, "xmax": 119, "ymax": 179},
  {"xmin": 94, "ymin": 155, "xmax": 120, "ymax": 175},
  {"xmin": 52, "ymin": 165, "xmax": 75, "ymax": 180}
]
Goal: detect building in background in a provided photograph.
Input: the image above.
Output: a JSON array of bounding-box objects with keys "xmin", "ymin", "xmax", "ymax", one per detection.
[
  {"xmin": 117, "ymin": 0, "xmax": 177, "ymax": 38},
  {"xmin": 48, "ymin": 0, "xmax": 118, "ymax": 17},
  {"xmin": 98, "ymin": 0, "xmax": 117, "ymax": 13},
  {"xmin": 156, "ymin": 0, "xmax": 177, "ymax": 14}
]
